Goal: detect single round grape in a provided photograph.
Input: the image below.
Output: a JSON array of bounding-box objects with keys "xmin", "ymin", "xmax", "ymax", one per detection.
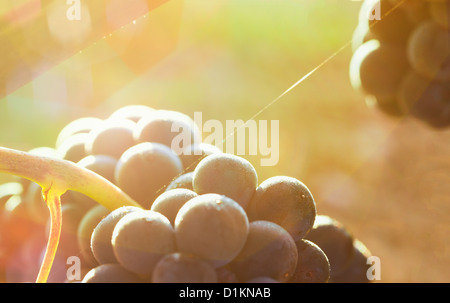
[
  {"xmin": 150, "ymin": 188, "xmax": 198, "ymax": 226},
  {"xmin": 289, "ymin": 239, "xmax": 330, "ymax": 283},
  {"xmin": 165, "ymin": 172, "xmax": 194, "ymax": 192},
  {"xmin": 247, "ymin": 176, "xmax": 316, "ymax": 241},
  {"xmin": 350, "ymin": 40, "xmax": 409, "ymax": 99},
  {"xmin": 192, "ymin": 153, "xmax": 258, "ymax": 209},
  {"xmin": 57, "ymin": 133, "xmax": 89, "ymax": 163},
  {"xmin": 115, "ymin": 142, "xmax": 183, "ymax": 208},
  {"xmin": 112, "ymin": 210, "xmax": 176, "ymax": 276},
  {"xmin": 178, "ymin": 143, "xmax": 222, "ymax": 173},
  {"xmin": 152, "ymin": 252, "xmax": 218, "ymax": 283},
  {"xmin": 389, "ymin": 0, "xmax": 429, "ymax": 24},
  {"xmin": 77, "ymin": 204, "xmax": 110, "ymax": 267},
  {"xmin": 85, "ymin": 119, "xmax": 137, "ymax": 159},
  {"xmin": 364, "ymin": 0, "xmax": 414, "ymax": 44},
  {"xmin": 134, "ymin": 110, "xmax": 202, "ymax": 152},
  {"xmin": 82, "ymin": 264, "xmax": 144, "ymax": 283},
  {"xmin": 229, "ymin": 220, "xmax": 298, "ymax": 282},
  {"xmin": 55, "ymin": 117, "xmax": 102, "ymax": 148},
  {"xmin": 91, "ymin": 206, "xmax": 142, "ymax": 265},
  {"xmin": 246, "ymin": 277, "xmax": 280, "ymax": 283},
  {"xmin": 398, "ymin": 70, "xmax": 450, "ymax": 128},
  {"xmin": 407, "ymin": 20, "xmax": 450, "ymax": 82},
  {"xmin": 304, "ymin": 215, "xmax": 354, "ymax": 278},
  {"xmin": 331, "ymin": 239, "xmax": 373, "ymax": 283},
  {"xmin": 109, "ymin": 105, "xmax": 155, "ymax": 122},
  {"xmin": 175, "ymin": 194, "xmax": 249, "ymax": 268}
]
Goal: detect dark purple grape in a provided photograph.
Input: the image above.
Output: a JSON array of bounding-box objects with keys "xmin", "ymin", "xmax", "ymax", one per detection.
[
  {"xmin": 407, "ymin": 20, "xmax": 450, "ymax": 82},
  {"xmin": 390, "ymin": 0, "xmax": 429, "ymax": 24},
  {"xmin": 91, "ymin": 206, "xmax": 142, "ymax": 265},
  {"xmin": 150, "ymin": 188, "xmax": 198, "ymax": 225},
  {"xmin": 56, "ymin": 117, "xmax": 102, "ymax": 148},
  {"xmin": 365, "ymin": 0, "xmax": 414, "ymax": 44},
  {"xmin": 82, "ymin": 264, "xmax": 145, "ymax": 283},
  {"xmin": 57, "ymin": 133, "xmax": 89, "ymax": 163},
  {"xmin": 165, "ymin": 172, "xmax": 194, "ymax": 192},
  {"xmin": 109, "ymin": 105, "xmax": 155, "ymax": 123},
  {"xmin": 398, "ymin": 70, "xmax": 450, "ymax": 128},
  {"xmin": 350, "ymin": 40, "xmax": 409, "ymax": 99},
  {"xmin": 134, "ymin": 109, "xmax": 201, "ymax": 152},
  {"xmin": 152, "ymin": 252, "xmax": 218, "ymax": 283},
  {"xmin": 304, "ymin": 215, "xmax": 354, "ymax": 278},
  {"xmin": 247, "ymin": 176, "xmax": 316, "ymax": 241},
  {"xmin": 85, "ymin": 119, "xmax": 137, "ymax": 159},
  {"xmin": 112, "ymin": 210, "xmax": 176, "ymax": 276},
  {"xmin": 77, "ymin": 204, "xmax": 110, "ymax": 267},
  {"xmin": 115, "ymin": 142, "xmax": 183, "ymax": 208},
  {"xmin": 289, "ymin": 239, "xmax": 330, "ymax": 283},
  {"xmin": 175, "ymin": 194, "xmax": 249, "ymax": 268},
  {"xmin": 178, "ymin": 143, "xmax": 222, "ymax": 173},
  {"xmin": 229, "ymin": 220, "xmax": 298, "ymax": 283},
  {"xmin": 192, "ymin": 153, "xmax": 258, "ymax": 209},
  {"xmin": 331, "ymin": 239, "xmax": 373, "ymax": 283}
]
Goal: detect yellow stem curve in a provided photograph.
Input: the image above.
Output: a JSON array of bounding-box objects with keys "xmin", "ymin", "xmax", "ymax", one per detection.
[
  {"xmin": 0, "ymin": 146, "xmax": 141, "ymax": 210},
  {"xmin": 0, "ymin": 146, "xmax": 142, "ymax": 283},
  {"xmin": 36, "ymin": 192, "xmax": 62, "ymax": 283}
]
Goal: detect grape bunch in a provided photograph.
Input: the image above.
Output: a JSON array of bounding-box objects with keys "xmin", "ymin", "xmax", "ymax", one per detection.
[
  {"xmin": 350, "ymin": 0, "xmax": 450, "ymax": 128},
  {"xmin": 0, "ymin": 105, "xmax": 373, "ymax": 283}
]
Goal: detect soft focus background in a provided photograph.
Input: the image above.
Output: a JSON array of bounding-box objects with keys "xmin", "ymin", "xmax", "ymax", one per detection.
[{"xmin": 0, "ymin": 0, "xmax": 449, "ymax": 282}]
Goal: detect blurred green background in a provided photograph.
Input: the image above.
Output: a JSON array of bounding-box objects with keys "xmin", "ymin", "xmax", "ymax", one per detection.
[{"xmin": 1, "ymin": 0, "xmax": 449, "ymax": 282}]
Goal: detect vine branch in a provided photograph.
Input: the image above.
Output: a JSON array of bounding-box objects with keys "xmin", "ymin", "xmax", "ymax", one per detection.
[{"xmin": 0, "ymin": 146, "xmax": 142, "ymax": 283}]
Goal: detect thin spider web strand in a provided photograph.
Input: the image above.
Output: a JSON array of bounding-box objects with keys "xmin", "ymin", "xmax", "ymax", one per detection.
[{"xmin": 156, "ymin": 0, "xmax": 407, "ymax": 193}]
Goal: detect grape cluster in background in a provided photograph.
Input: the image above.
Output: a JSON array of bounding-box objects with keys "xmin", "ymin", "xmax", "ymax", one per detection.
[
  {"xmin": 0, "ymin": 105, "xmax": 373, "ymax": 283},
  {"xmin": 350, "ymin": 0, "xmax": 450, "ymax": 128}
]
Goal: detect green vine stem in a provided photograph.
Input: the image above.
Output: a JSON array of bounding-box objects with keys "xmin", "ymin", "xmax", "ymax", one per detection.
[{"xmin": 0, "ymin": 146, "xmax": 142, "ymax": 283}]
